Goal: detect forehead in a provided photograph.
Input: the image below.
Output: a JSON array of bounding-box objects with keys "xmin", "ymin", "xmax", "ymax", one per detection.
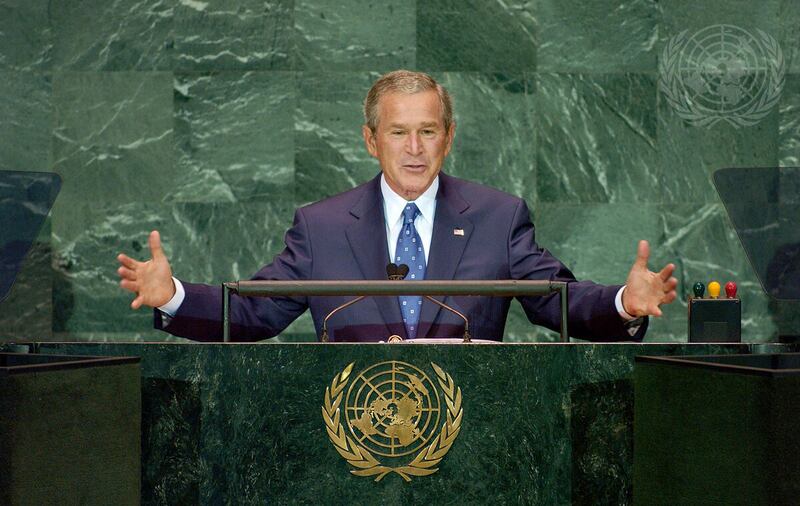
[{"xmin": 376, "ymin": 90, "xmax": 443, "ymax": 126}]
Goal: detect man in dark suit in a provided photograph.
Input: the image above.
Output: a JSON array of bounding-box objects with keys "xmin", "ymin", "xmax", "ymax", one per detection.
[{"xmin": 117, "ymin": 70, "xmax": 677, "ymax": 342}]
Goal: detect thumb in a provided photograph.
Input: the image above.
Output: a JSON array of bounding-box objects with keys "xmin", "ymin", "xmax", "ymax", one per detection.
[
  {"xmin": 148, "ymin": 230, "xmax": 165, "ymax": 260},
  {"xmin": 634, "ymin": 240, "xmax": 650, "ymax": 269}
]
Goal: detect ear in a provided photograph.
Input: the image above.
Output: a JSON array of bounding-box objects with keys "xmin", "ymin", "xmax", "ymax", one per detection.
[
  {"xmin": 362, "ymin": 125, "xmax": 379, "ymax": 159},
  {"xmin": 443, "ymin": 121, "xmax": 456, "ymax": 157}
]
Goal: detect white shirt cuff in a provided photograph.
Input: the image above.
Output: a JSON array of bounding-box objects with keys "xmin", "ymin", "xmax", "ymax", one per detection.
[
  {"xmin": 615, "ymin": 286, "xmax": 642, "ymax": 337},
  {"xmin": 158, "ymin": 277, "xmax": 185, "ymax": 317},
  {"xmin": 615, "ymin": 285, "xmax": 636, "ymax": 320}
]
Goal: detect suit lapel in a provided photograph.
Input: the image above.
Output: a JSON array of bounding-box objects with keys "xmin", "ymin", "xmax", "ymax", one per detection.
[
  {"xmin": 344, "ymin": 176, "xmax": 403, "ymax": 337},
  {"xmin": 417, "ymin": 174, "xmax": 473, "ymax": 338}
]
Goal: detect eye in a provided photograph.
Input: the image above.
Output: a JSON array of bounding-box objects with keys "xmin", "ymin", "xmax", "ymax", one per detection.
[
  {"xmin": 421, "ymin": 129, "xmax": 435, "ymax": 136},
  {"xmin": 391, "ymin": 130, "xmax": 406, "ymax": 136}
]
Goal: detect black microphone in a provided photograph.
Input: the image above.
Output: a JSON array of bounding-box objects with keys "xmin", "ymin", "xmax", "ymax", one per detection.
[
  {"xmin": 388, "ymin": 263, "xmax": 471, "ymax": 342},
  {"xmin": 386, "ymin": 262, "xmax": 409, "ymax": 280}
]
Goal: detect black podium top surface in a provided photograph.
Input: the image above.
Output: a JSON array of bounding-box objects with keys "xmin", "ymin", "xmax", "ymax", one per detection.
[
  {"xmin": 636, "ymin": 352, "xmax": 800, "ymax": 377},
  {"xmin": 0, "ymin": 352, "xmax": 139, "ymax": 376}
]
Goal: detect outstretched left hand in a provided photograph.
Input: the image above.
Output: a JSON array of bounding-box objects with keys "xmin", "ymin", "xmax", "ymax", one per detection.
[{"xmin": 622, "ymin": 240, "xmax": 678, "ymax": 317}]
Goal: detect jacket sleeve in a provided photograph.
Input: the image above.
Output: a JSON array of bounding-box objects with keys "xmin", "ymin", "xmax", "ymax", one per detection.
[
  {"xmin": 154, "ymin": 207, "xmax": 313, "ymax": 342},
  {"xmin": 507, "ymin": 199, "xmax": 647, "ymax": 342}
]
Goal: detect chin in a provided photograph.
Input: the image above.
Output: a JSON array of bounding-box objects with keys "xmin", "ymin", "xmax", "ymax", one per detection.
[
  {"xmin": 398, "ymin": 188, "xmax": 420, "ymax": 200},
  {"xmin": 399, "ymin": 182, "xmax": 427, "ymax": 198},
  {"xmin": 406, "ymin": 174, "xmax": 432, "ymax": 187}
]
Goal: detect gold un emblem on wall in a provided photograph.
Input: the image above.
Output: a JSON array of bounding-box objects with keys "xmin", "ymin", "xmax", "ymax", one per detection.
[{"xmin": 322, "ymin": 361, "xmax": 463, "ymax": 482}]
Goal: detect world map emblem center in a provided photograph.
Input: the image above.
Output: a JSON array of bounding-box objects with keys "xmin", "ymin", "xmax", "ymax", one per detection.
[{"xmin": 322, "ymin": 360, "xmax": 463, "ymax": 482}]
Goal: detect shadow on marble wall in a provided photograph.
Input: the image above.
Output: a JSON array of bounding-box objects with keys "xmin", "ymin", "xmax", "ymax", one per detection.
[{"xmin": 1, "ymin": 0, "xmax": 798, "ymax": 343}]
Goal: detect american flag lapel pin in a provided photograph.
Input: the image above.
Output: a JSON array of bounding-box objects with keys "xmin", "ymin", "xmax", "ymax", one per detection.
[{"xmin": 453, "ymin": 228, "xmax": 464, "ymax": 236}]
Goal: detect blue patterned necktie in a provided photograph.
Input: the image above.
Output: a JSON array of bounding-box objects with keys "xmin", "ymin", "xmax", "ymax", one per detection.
[{"xmin": 395, "ymin": 203, "xmax": 426, "ymax": 339}]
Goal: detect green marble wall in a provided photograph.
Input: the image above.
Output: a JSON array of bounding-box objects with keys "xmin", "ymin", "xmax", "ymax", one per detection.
[{"xmin": 1, "ymin": 1, "xmax": 799, "ymax": 343}]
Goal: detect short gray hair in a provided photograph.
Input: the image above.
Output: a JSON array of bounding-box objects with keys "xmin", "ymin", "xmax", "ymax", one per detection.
[{"xmin": 364, "ymin": 70, "xmax": 454, "ymax": 133}]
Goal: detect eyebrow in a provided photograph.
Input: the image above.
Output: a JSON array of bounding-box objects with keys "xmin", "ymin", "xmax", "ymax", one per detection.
[{"xmin": 387, "ymin": 122, "xmax": 440, "ymax": 129}]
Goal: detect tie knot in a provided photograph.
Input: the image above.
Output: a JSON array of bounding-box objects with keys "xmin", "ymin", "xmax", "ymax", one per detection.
[{"xmin": 403, "ymin": 203, "xmax": 421, "ymax": 224}]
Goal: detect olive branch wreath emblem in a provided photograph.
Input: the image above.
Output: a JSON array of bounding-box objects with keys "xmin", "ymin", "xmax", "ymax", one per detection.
[
  {"xmin": 659, "ymin": 26, "xmax": 784, "ymax": 128},
  {"xmin": 321, "ymin": 362, "xmax": 463, "ymax": 482}
]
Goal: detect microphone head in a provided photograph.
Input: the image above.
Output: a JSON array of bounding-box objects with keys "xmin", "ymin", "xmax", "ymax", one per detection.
[
  {"xmin": 386, "ymin": 263, "xmax": 410, "ymax": 280},
  {"xmin": 397, "ymin": 264, "xmax": 409, "ymax": 278}
]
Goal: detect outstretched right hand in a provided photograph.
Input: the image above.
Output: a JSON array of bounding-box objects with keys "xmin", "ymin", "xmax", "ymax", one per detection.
[{"xmin": 117, "ymin": 230, "xmax": 176, "ymax": 309}]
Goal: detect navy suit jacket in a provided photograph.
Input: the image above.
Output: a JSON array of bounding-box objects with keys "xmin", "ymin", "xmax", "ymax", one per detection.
[{"xmin": 156, "ymin": 173, "xmax": 646, "ymax": 342}]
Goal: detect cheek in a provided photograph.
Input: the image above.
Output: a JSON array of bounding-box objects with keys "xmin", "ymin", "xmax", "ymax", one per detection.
[
  {"xmin": 427, "ymin": 140, "xmax": 447, "ymax": 159},
  {"xmin": 380, "ymin": 140, "xmax": 402, "ymax": 158}
]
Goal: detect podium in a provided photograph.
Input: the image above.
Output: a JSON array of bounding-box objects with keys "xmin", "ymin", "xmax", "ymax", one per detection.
[
  {"xmin": 634, "ymin": 353, "xmax": 800, "ymax": 505},
  {"xmin": 11, "ymin": 340, "xmax": 789, "ymax": 504},
  {"xmin": 0, "ymin": 352, "xmax": 141, "ymax": 505}
]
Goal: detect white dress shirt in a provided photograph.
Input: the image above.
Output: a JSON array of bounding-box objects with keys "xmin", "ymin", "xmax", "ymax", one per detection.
[{"xmin": 380, "ymin": 174, "xmax": 437, "ymax": 264}]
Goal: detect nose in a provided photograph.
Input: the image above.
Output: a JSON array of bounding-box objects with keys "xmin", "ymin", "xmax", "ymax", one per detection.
[{"xmin": 405, "ymin": 132, "xmax": 423, "ymax": 155}]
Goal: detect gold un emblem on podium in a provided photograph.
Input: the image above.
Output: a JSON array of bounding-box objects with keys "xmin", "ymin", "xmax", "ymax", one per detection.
[{"xmin": 322, "ymin": 361, "xmax": 463, "ymax": 482}]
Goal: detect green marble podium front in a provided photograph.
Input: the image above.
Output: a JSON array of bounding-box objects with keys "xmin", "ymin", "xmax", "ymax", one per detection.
[{"xmin": 28, "ymin": 341, "xmax": 795, "ymax": 505}]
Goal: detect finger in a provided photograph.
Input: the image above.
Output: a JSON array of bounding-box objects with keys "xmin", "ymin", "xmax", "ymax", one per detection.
[
  {"xmin": 117, "ymin": 253, "xmax": 139, "ymax": 269},
  {"xmin": 149, "ymin": 230, "xmax": 165, "ymax": 260},
  {"xmin": 131, "ymin": 295, "xmax": 143, "ymax": 310},
  {"xmin": 658, "ymin": 263, "xmax": 675, "ymax": 282},
  {"xmin": 663, "ymin": 290, "xmax": 677, "ymax": 304},
  {"xmin": 635, "ymin": 240, "xmax": 650, "ymax": 268},
  {"xmin": 650, "ymin": 305, "xmax": 663, "ymax": 317},
  {"xmin": 117, "ymin": 266, "xmax": 137, "ymax": 281},
  {"xmin": 120, "ymin": 279, "xmax": 139, "ymax": 293},
  {"xmin": 664, "ymin": 277, "xmax": 678, "ymax": 291}
]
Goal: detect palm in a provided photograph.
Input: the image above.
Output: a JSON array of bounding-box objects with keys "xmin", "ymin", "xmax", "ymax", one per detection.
[
  {"xmin": 622, "ymin": 240, "xmax": 678, "ymax": 317},
  {"xmin": 117, "ymin": 231, "xmax": 175, "ymax": 309}
]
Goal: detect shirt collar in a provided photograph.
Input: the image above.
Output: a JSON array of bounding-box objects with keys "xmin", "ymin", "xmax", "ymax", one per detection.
[{"xmin": 380, "ymin": 174, "xmax": 439, "ymax": 224}]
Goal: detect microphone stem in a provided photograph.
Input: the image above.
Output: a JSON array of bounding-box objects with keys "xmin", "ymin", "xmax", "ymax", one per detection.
[
  {"xmin": 321, "ymin": 296, "xmax": 366, "ymax": 342},
  {"xmin": 423, "ymin": 296, "xmax": 471, "ymax": 343}
]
